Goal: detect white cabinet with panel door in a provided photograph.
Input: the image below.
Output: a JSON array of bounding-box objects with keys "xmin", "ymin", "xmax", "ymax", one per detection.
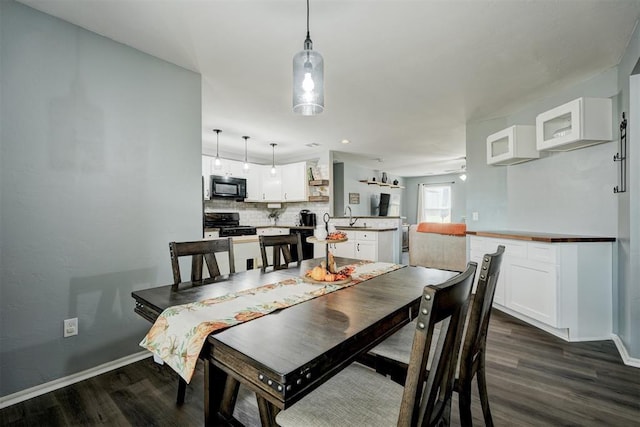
[
  {"xmin": 323, "ymin": 229, "xmax": 394, "ymax": 262},
  {"xmin": 245, "ymin": 165, "xmax": 263, "ymax": 201},
  {"xmin": 281, "ymin": 162, "xmax": 308, "ymax": 202},
  {"xmin": 468, "ymin": 234, "xmax": 613, "ymax": 342}
]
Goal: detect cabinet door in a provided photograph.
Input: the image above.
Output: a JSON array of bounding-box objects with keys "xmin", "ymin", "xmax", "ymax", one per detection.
[
  {"xmin": 281, "ymin": 162, "xmax": 307, "ymax": 201},
  {"xmin": 332, "ymin": 241, "xmax": 355, "ymax": 258},
  {"xmin": 506, "ymin": 259, "xmax": 558, "ymax": 327},
  {"xmin": 202, "ymin": 156, "xmax": 213, "ymax": 199},
  {"xmin": 223, "ymin": 159, "xmax": 245, "ymax": 177},
  {"xmin": 355, "ymin": 241, "xmax": 377, "ymax": 261},
  {"xmin": 245, "ymin": 165, "xmax": 263, "ymax": 201},
  {"xmin": 261, "ymin": 167, "xmax": 282, "ymax": 201}
]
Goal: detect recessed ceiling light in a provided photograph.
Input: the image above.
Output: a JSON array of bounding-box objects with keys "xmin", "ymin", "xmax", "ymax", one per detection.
[
  {"xmin": 341, "ymin": 139, "xmax": 350, "ymax": 144},
  {"xmin": 305, "ymin": 142, "xmax": 320, "ymax": 147}
]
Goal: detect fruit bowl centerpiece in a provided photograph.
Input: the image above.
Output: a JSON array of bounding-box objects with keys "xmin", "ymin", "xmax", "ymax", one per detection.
[{"xmin": 303, "ymin": 252, "xmax": 355, "ymax": 284}]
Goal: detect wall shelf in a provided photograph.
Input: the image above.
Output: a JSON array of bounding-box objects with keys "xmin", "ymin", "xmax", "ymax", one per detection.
[
  {"xmin": 309, "ymin": 179, "xmax": 329, "ymax": 186},
  {"xmin": 309, "ymin": 195, "xmax": 330, "ymax": 202},
  {"xmin": 359, "ymin": 179, "xmax": 405, "ymax": 189}
]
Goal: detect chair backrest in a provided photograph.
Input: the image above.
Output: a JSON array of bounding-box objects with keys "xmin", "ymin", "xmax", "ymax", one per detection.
[
  {"xmin": 398, "ymin": 262, "xmax": 477, "ymax": 427},
  {"xmin": 259, "ymin": 233, "xmax": 303, "ymax": 272},
  {"xmin": 458, "ymin": 245, "xmax": 505, "ymax": 383},
  {"xmin": 169, "ymin": 238, "xmax": 235, "ymax": 289}
]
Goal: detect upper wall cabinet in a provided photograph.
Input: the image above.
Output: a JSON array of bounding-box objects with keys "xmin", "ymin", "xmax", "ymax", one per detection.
[
  {"xmin": 536, "ymin": 97, "xmax": 612, "ymax": 152},
  {"xmin": 486, "ymin": 125, "xmax": 539, "ymax": 166}
]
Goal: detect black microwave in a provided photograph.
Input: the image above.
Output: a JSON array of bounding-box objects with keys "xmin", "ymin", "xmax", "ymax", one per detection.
[{"xmin": 210, "ymin": 175, "xmax": 247, "ymax": 201}]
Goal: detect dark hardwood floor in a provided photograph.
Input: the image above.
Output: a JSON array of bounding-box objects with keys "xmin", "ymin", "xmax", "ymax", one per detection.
[{"xmin": 1, "ymin": 310, "xmax": 638, "ymax": 426}]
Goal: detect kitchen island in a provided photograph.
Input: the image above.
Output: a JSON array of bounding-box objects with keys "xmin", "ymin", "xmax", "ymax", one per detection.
[{"xmin": 467, "ymin": 230, "xmax": 615, "ymax": 342}]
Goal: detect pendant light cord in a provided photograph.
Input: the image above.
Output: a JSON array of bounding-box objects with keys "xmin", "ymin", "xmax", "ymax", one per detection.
[{"xmin": 306, "ymin": 0, "xmax": 310, "ymax": 39}]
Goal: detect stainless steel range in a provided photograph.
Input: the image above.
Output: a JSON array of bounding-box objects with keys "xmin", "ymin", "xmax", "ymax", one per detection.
[{"xmin": 204, "ymin": 212, "xmax": 256, "ymax": 237}]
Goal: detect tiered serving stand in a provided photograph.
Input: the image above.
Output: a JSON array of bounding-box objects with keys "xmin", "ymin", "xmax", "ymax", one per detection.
[{"xmin": 303, "ymin": 213, "xmax": 351, "ymax": 284}]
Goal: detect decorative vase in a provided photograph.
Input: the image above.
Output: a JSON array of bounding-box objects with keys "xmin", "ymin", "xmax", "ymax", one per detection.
[
  {"xmin": 393, "ymin": 179, "xmax": 399, "ymax": 185},
  {"xmin": 381, "ymin": 172, "xmax": 388, "ymax": 183}
]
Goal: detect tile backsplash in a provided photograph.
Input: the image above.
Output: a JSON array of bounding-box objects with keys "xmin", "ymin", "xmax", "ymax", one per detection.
[{"xmin": 204, "ymin": 199, "xmax": 331, "ymax": 226}]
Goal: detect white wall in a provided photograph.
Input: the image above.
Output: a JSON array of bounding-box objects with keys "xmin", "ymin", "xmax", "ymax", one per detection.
[{"xmin": 0, "ymin": 1, "xmax": 202, "ymax": 397}]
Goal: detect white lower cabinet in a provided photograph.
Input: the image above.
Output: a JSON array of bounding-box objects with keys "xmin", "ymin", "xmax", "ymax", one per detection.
[
  {"xmin": 468, "ymin": 235, "xmax": 612, "ymax": 342},
  {"xmin": 323, "ymin": 230, "xmax": 394, "ymax": 262}
]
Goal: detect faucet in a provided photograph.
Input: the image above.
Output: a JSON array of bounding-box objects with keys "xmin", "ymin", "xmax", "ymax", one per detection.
[{"xmin": 345, "ymin": 206, "xmax": 357, "ymax": 227}]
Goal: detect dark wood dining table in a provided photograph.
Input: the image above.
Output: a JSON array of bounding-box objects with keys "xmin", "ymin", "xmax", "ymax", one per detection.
[{"xmin": 131, "ymin": 257, "xmax": 458, "ymax": 426}]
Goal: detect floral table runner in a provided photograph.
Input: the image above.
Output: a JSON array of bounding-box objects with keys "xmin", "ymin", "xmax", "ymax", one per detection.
[{"xmin": 140, "ymin": 261, "xmax": 404, "ymax": 383}]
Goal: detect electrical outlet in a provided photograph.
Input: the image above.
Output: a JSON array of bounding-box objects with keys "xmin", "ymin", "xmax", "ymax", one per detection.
[
  {"xmin": 472, "ymin": 212, "xmax": 479, "ymax": 221},
  {"xmin": 64, "ymin": 317, "xmax": 78, "ymax": 338}
]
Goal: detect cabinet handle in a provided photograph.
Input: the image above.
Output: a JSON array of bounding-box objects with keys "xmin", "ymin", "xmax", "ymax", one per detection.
[
  {"xmin": 357, "ymin": 243, "xmax": 360, "ymax": 252},
  {"xmin": 284, "ymin": 193, "xmax": 287, "ymax": 199}
]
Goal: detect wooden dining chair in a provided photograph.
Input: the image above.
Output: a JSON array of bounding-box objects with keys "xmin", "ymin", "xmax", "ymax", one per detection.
[
  {"xmin": 168, "ymin": 238, "xmax": 235, "ymax": 404},
  {"xmin": 169, "ymin": 238, "xmax": 235, "ymax": 290},
  {"xmin": 258, "ymin": 233, "xmax": 303, "ymax": 272},
  {"xmin": 364, "ymin": 245, "xmax": 505, "ymax": 426},
  {"xmin": 275, "ymin": 262, "xmax": 477, "ymax": 427}
]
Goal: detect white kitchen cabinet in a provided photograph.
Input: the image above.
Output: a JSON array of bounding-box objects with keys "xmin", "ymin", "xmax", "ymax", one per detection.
[
  {"xmin": 328, "ymin": 230, "xmax": 394, "ymax": 262},
  {"xmin": 257, "ymin": 227, "xmax": 290, "ymax": 236},
  {"xmin": 202, "ymin": 156, "xmax": 213, "ymax": 199},
  {"xmin": 536, "ymin": 97, "xmax": 613, "ymax": 152},
  {"xmin": 486, "ymin": 125, "xmax": 539, "ymax": 166},
  {"xmin": 260, "ymin": 167, "xmax": 282, "ymax": 201},
  {"xmin": 281, "ymin": 162, "xmax": 308, "ymax": 201},
  {"xmin": 245, "ymin": 165, "xmax": 263, "ymax": 201},
  {"xmin": 244, "ymin": 161, "xmax": 308, "ymax": 202},
  {"xmin": 468, "ymin": 234, "xmax": 613, "ymax": 342}
]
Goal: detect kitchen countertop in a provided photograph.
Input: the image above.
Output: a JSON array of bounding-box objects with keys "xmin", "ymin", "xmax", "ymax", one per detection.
[
  {"xmin": 466, "ymin": 230, "xmax": 616, "ymax": 243},
  {"xmin": 255, "ymin": 225, "xmax": 315, "ymax": 230},
  {"xmin": 335, "ymin": 226, "xmax": 398, "ymax": 232}
]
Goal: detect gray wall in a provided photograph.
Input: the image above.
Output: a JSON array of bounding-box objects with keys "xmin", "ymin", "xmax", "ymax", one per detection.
[
  {"xmin": 403, "ymin": 174, "xmax": 468, "ymax": 225},
  {"xmin": 466, "ymin": 68, "xmax": 619, "ymax": 235},
  {"xmin": 333, "ymin": 162, "xmax": 404, "ymax": 217},
  {"xmin": 0, "ymin": 1, "xmax": 202, "ymax": 397},
  {"xmin": 616, "ymin": 23, "xmax": 640, "ymax": 359},
  {"xmin": 466, "ymin": 59, "xmax": 638, "ymax": 360}
]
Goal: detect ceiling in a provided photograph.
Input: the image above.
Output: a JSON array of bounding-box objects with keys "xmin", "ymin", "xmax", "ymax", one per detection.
[{"xmin": 18, "ymin": 0, "xmax": 640, "ymax": 177}]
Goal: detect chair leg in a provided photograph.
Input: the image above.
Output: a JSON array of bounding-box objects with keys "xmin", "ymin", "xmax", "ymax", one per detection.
[
  {"xmin": 457, "ymin": 378, "xmax": 473, "ymax": 427},
  {"xmin": 476, "ymin": 366, "xmax": 494, "ymax": 427},
  {"xmin": 177, "ymin": 377, "xmax": 187, "ymax": 405}
]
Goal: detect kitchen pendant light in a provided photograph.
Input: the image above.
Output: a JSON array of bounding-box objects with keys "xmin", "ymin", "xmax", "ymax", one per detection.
[
  {"xmin": 270, "ymin": 143, "xmax": 278, "ymax": 176},
  {"xmin": 242, "ymin": 136, "xmax": 250, "ymax": 172},
  {"xmin": 292, "ymin": 0, "xmax": 324, "ymax": 115},
  {"xmin": 213, "ymin": 129, "xmax": 222, "ymax": 170}
]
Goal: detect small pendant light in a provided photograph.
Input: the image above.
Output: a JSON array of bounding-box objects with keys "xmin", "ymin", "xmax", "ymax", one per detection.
[
  {"xmin": 292, "ymin": 0, "xmax": 324, "ymax": 115},
  {"xmin": 270, "ymin": 143, "xmax": 278, "ymax": 176},
  {"xmin": 242, "ymin": 136, "xmax": 250, "ymax": 172},
  {"xmin": 213, "ymin": 129, "xmax": 222, "ymax": 170}
]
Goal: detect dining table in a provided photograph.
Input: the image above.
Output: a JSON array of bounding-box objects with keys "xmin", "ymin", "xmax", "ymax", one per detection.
[{"xmin": 131, "ymin": 257, "xmax": 458, "ymax": 426}]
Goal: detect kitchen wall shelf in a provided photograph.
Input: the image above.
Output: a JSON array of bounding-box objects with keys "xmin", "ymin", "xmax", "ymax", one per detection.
[
  {"xmin": 309, "ymin": 195, "xmax": 330, "ymax": 202},
  {"xmin": 536, "ymin": 97, "xmax": 613, "ymax": 152},
  {"xmin": 309, "ymin": 179, "xmax": 329, "ymax": 186},
  {"xmin": 359, "ymin": 179, "xmax": 405, "ymax": 189},
  {"xmin": 486, "ymin": 125, "xmax": 539, "ymax": 166}
]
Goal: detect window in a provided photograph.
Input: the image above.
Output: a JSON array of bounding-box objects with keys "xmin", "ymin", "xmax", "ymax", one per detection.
[{"xmin": 422, "ymin": 185, "xmax": 451, "ymax": 223}]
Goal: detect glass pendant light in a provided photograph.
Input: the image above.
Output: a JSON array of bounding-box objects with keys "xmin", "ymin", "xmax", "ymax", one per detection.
[
  {"xmin": 292, "ymin": 0, "xmax": 324, "ymax": 115},
  {"xmin": 242, "ymin": 136, "xmax": 250, "ymax": 172},
  {"xmin": 270, "ymin": 143, "xmax": 277, "ymax": 176},
  {"xmin": 213, "ymin": 129, "xmax": 222, "ymax": 170}
]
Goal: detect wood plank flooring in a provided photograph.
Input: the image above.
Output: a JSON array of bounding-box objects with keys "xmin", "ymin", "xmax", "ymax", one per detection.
[{"xmin": 1, "ymin": 309, "xmax": 638, "ymax": 426}]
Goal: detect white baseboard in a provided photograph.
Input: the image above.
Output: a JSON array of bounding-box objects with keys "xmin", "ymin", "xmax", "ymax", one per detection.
[
  {"xmin": 0, "ymin": 351, "xmax": 152, "ymax": 409},
  {"xmin": 612, "ymin": 334, "xmax": 640, "ymax": 368}
]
